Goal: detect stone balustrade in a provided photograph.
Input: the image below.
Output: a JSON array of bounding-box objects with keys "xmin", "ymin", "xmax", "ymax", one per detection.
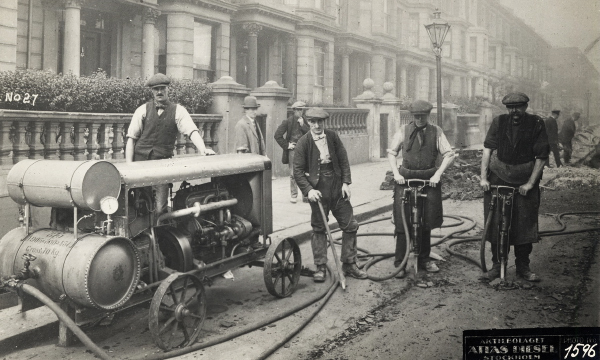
[
  {"xmin": 0, "ymin": 110, "xmax": 221, "ymax": 168},
  {"xmin": 286, "ymin": 107, "xmax": 369, "ymax": 135}
]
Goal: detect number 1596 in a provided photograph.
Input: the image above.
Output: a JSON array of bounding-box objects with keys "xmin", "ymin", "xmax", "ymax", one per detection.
[{"xmin": 565, "ymin": 343, "xmax": 597, "ymax": 359}]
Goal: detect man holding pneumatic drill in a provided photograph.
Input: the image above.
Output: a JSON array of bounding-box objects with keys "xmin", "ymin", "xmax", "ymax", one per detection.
[{"xmin": 480, "ymin": 92, "xmax": 549, "ymax": 282}]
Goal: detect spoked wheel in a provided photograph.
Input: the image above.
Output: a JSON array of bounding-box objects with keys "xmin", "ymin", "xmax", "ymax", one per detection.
[
  {"xmin": 149, "ymin": 273, "xmax": 206, "ymax": 350},
  {"xmin": 263, "ymin": 237, "xmax": 302, "ymax": 298}
]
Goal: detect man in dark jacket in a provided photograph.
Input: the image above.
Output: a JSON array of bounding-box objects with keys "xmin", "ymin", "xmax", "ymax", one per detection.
[
  {"xmin": 274, "ymin": 101, "xmax": 310, "ymax": 203},
  {"xmin": 544, "ymin": 110, "xmax": 562, "ymax": 168},
  {"xmin": 293, "ymin": 107, "xmax": 367, "ymax": 283},
  {"xmin": 559, "ymin": 111, "xmax": 580, "ymax": 164},
  {"xmin": 480, "ymin": 92, "xmax": 549, "ymax": 282},
  {"xmin": 126, "ymin": 73, "xmax": 213, "ymax": 217}
]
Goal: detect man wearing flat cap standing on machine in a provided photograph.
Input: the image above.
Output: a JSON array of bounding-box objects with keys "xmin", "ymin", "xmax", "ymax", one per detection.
[
  {"xmin": 480, "ymin": 92, "xmax": 549, "ymax": 282},
  {"xmin": 275, "ymin": 101, "xmax": 310, "ymax": 203},
  {"xmin": 126, "ymin": 73, "xmax": 214, "ymax": 218},
  {"xmin": 387, "ymin": 100, "xmax": 456, "ymax": 278},
  {"xmin": 235, "ymin": 96, "xmax": 266, "ymax": 155},
  {"xmin": 293, "ymin": 107, "xmax": 367, "ymax": 282}
]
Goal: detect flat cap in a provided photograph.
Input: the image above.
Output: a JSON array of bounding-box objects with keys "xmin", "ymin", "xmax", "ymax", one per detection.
[
  {"xmin": 304, "ymin": 107, "xmax": 329, "ymax": 120},
  {"xmin": 502, "ymin": 92, "xmax": 529, "ymax": 107},
  {"xmin": 551, "ymin": 109, "xmax": 560, "ymax": 115},
  {"xmin": 145, "ymin": 73, "xmax": 171, "ymax": 88},
  {"xmin": 409, "ymin": 100, "xmax": 433, "ymax": 115},
  {"xmin": 291, "ymin": 101, "xmax": 306, "ymax": 109}
]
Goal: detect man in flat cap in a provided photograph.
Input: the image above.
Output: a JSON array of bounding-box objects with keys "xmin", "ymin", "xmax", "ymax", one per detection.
[
  {"xmin": 126, "ymin": 73, "xmax": 213, "ymax": 217},
  {"xmin": 545, "ymin": 110, "xmax": 563, "ymax": 168},
  {"xmin": 275, "ymin": 101, "xmax": 310, "ymax": 203},
  {"xmin": 293, "ymin": 107, "xmax": 367, "ymax": 282},
  {"xmin": 559, "ymin": 111, "xmax": 580, "ymax": 165},
  {"xmin": 480, "ymin": 92, "xmax": 549, "ymax": 282},
  {"xmin": 235, "ymin": 96, "xmax": 266, "ymax": 155},
  {"xmin": 387, "ymin": 100, "xmax": 456, "ymax": 278}
]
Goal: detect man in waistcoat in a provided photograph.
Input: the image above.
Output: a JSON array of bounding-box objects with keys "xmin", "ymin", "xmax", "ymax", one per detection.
[
  {"xmin": 235, "ymin": 96, "xmax": 266, "ymax": 155},
  {"xmin": 480, "ymin": 92, "xmax": 549, "ymax": 282},
  {"xmin": 275, "ymin": 101, "xmax": 310, "ymax": 203},
  {"xmin": 126, "ymin": 73, "xmax": 213, "ymax": 217},
  {"xmin": 544, "ymin": 110, "xmax": 562, "ymax": 168},
  {"xmin": 387, "ymin": 100, "xmax": 456, "ymax": 278},
  {"xmin": 293, "ymin": 107, "xmax": 367, "ymax": 283}
]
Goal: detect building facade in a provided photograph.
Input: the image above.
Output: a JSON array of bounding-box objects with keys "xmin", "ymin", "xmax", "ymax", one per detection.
[{"xmin": 1, "ymin": 0, "xmax": 557, "ymax": 112}]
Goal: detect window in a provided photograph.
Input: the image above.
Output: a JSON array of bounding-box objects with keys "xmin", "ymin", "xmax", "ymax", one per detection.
[
  {"xmin": 409, "ymin": 13, "xmax": 419, "ymax": 47},
  {"xmin": 516, "ymin": 57, "xmax": 522, "ymax": 77},
  {"xmin": 488, "ymin": 46, "xmax": 496, "ymax": 69},
  {"xmin": 193, "ymin": 21, "xmax": 216, "ymax": 81},
  {"xmin": 335, "ymin": 0, "xmax": 341, "ymax": 26},
  {"xmin": 443, "ymin": 31, "xmax": 452, "ymax": 58},
  {"xmin": 314, "ymin": 43, "xmax": 325, "ymax": 86},
  {"xmin": 504, "ymin": 54, "xmax": 511, "ymax": 74},
  {"xmin": 470, "ymin": 36, "xmax": 477, "ymax": 63},
  {"xmin": 383, "ymin": 0, "xmax": 392, "ymax": 35}
]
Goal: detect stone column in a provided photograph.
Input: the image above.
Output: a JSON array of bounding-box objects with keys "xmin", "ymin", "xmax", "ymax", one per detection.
[
  {"xmin": 251, "ymin": 81, "xmax": 292, "ymax": 177},
  {"xmin": 353, "ymin": 79, "xmax": 382, "ymax": 161},
  {"xmin": 417, "ymin": 66, "xmax": 429, "ymax": 100},
  {"xmin": 340, "ymin": 47, "xmax": 352, "ymax": 105},
  {"xmin": 283, "ymin": 35, "xmax": 296, "ymax": 96},
  {"xmin": 63, "ymin": 0, "xmax": 84, "ymax": 76},
  {"xmin": 467, "ymin": 77, "xmax": 473, "ymax": 98},
  {"xmin": 0, "ymin": 0, "xmax": 17, "ymax": 71},
  {"xmin": 370, "ymin": 53, "xmax": 385, "ymax": 97},
  {"xmin": 451, "ymin": 75, "xmax": 461, "ymax": 97},
  {"xmin": 208, "ymin": 76, "xmax": 250, "ymax": 154},
  {"xmin": 295, "ymin": 36, "xmax": 313, "ymax": 103},
  {"xmin": 42, "ymin": 0, "xmax": 60, "ymax": 72},
  {"xmin": 166, "ymin": 13, "xmax": 194, "ymax": 79},
  {"xmin": 142, "ymin": 8, "xmax": 159, "ymax": 79},
  {"xmin": 229, "ymin": 33, "xmax": 237, "ymax": 81},
  {"xmin": 243, "ymin": 23, "xmax": 262, "ymax": 90},
  {"xmin": 399, "ymin": 65, "xmax": 407, "ymax": 98}
]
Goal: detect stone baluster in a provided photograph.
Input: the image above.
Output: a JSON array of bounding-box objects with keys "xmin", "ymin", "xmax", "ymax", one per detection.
[
  {"xmin": 59, "ymin": 121, "xmax": 74, "ymax": 161},
  {"xmin": 86, "ymin": 122, "xmax": 100, "ymax": 160},
  {"xmin": 12, "ymin": 120, "xmax": 30, "ymax": 163},
  {"xmin": 96, "ymin": 124, "xmax": 109, "ymax": 159},
  {"xmin": 43, "ymin": 121, "xmax": 60, "ymax": 160},
  {"xmin": 72, "ymin": 123, "xmax": 87, "ymax": 160},
  {"xmin": 0, "ymin": 120, "xmax": 14, "ymax": 168},
  {"xmin": 209, "ymin": 122, "xmax": 219, "ymax": 151},
  {"xmin": 175, "ymin": 133, "xmax": 186, "ymax": 155},
  {"xmin": 111, "ymin": 123, "xmax": 125, "ymax": 160},
  {"xmin": 28, "ymin": 121, "xmax": 45, "ymax": 159}
]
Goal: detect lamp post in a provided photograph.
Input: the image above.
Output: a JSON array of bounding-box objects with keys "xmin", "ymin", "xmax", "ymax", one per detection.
[{"xmin": 425, "ymin": 9, "xmax": 451, "ymax": 128}]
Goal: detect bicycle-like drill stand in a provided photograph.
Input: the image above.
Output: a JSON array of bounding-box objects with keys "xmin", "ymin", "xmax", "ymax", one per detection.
[
  {"xmin": 402, "ymin": 179, "xmax": 430, "ymax": 279},
  {"xmin": 488, "ymin": 185, "xmax": 517, "ymax": 281}
]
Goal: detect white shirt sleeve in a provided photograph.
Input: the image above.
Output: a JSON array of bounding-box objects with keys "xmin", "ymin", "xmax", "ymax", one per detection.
[
  {"xmin": 126, "ymin": 104, "xmax": 147, "ymax": 140},
  {"xmin": 436, "ymin": 126, "xmax": 455, "ymax": 159},
  {"xmin": 175, "ymin": 105, "xmax": 201, "ymax": 137}
]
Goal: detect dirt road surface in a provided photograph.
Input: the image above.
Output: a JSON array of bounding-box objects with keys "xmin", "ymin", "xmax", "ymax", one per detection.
[{"xmin": 1, "ymin": 175, "xmax": 598, "ymax": 360}]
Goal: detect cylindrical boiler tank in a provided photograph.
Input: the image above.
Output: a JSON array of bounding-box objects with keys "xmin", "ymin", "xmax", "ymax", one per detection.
[
  {"xmin": 6, "ymin": 159, "xmax": 121, "ymax": 211},
  {"xmin": 0, "ymin": 228, "xmax": 140, "ymax": 310}
]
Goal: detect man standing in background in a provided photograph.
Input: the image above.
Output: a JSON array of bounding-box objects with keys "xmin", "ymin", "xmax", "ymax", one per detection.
[
  {"xmin": 235, "ymin": 96, "xmax": 266, "ymax": 155},
  {"xmin": 544, "ymin": 110, "xmax": 562, "ymax": 168},
  {"xmin": 275, "ymin": 101, "xmax": 310, "ymax": 203},
  {"xmin": 559, "ymin": 111, "xmax": 580, "ymax": 165}
]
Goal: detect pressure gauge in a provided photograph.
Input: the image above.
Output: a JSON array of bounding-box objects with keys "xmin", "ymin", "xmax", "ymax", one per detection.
[{"xmin": 100, "ymin": 196, "xmax": 119, "ymax": 215}]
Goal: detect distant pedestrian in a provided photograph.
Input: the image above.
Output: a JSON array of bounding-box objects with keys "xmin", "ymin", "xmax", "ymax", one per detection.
[
  {"xmin": 293, "ymin": 107, "xmax": 367, "ymax": 283},
  {"xmin": 274, "ymin": 101, "xmax": 310, "ymax": 203},
  {"xmin": 559, "ymin": 111, "xmax": 580, "ymax": 164},
  {"xmin": 235, "ymin": 96, "xmax": 266, "ymax": 155},
  {"xmin": 544, "ymin": 110, "xmax": 562, "ymax": 168},
  {"xmin": 386, "ymin": 100, "xmax": 456, "ymax": 278},
  {"xmin": 126, "ymin": 73, "xmax": 214, "ymax": 217},
  {"xmin": 480, "ymin": 92, "xmax": 549, "ymax": 282}
]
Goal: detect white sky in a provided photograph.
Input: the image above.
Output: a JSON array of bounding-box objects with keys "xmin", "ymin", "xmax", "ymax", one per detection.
[{"xmin": 498, "ymin": 0, "xmax": 600, "ymax": 60}]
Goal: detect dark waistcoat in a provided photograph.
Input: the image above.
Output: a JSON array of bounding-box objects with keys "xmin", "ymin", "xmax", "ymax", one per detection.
[
  {"xmin": 496, "ymin": 114, "xmax": 540, "ymax": 165},
  {"xmin": 134, "ymin": 101, "xmax": 178, "ymax": 160},
  {"xmin": 400, "ymin": 123, "xmax": 438, "ymax": 179}
]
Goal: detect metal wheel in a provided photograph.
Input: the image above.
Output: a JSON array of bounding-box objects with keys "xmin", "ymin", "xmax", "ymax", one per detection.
[
  {"xmin": 263, "ymin": 237, "xmax": 301, "ymax": 298},
  {"xmin": 149, "ymin": 273, "xmax": 206, "ymax": 350}
]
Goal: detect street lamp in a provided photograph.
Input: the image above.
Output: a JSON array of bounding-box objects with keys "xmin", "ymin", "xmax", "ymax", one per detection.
[{"xmin": 425, "ymin": 9, "xmax": 451, "ymax": 128}]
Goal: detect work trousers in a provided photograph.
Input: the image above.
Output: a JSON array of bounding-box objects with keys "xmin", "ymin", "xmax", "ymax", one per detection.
[
  {"xmin": 491, "ymin": 242, "xmax": 533, "ymax": 271},
  {"xmin": 309, "ymin": 164, "xmax": 359, "ymax": 266},
  {"xmin": 546, "ymin": 143, "xmax": 562, "ymax": 167},
  {"xmin": 394, "ymin": 228, "xmax": 432, "ymax": 266},
  {"xmin": 134, "ymin": 150, "xmax": 171, "ymax": 219},
  {"xmin": 288, "ymin": 149, "xmax": 299, "ymax": 198},
  {"xmin": 562, "ymin": 140, "xmax": 573, "ymax": 164}
]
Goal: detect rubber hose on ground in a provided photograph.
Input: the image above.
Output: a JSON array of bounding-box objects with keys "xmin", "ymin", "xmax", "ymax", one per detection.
[
  {"xmin": 133, "ymin": 264, "xmax": 338, "ymax": 360},
  {"xmin": 20, "ymin": 284, "xmax": 113, "ymax": 360},
  {"xmin": 480, "ymin": 212, "xmax": 494, "ymax": 272}
]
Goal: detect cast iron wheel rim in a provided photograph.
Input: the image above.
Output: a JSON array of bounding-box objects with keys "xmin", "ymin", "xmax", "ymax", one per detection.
[
  {"xmin": 263, "ymin": 237, "xmax": 302, "ymax": 298},
  {"xmin": 149, "ymin": 273, "xmax": 206, "ymax": 351}
]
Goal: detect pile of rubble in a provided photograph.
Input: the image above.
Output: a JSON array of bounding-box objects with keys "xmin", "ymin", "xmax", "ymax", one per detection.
[
  {"xmin": 543, "ymin": 166, "xmax": 600, "ymax": 190},
  {"xmin": 380, "ymin": 150, "xmax": 485, "ymax": 200}
]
